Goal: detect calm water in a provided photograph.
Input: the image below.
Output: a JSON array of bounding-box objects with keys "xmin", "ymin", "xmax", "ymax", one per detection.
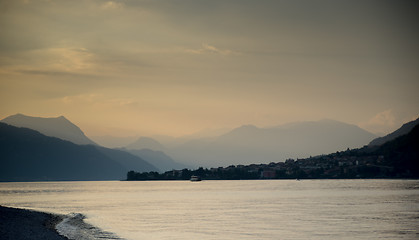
[{"xmin": 0, "ymin": 180, "xmax": 418, "ymax": 240}]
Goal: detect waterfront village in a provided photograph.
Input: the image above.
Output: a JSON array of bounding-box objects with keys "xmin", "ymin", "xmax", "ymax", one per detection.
[{"xmin": 127, "ymin": 147, "xmax": 409, "ymax": 181}]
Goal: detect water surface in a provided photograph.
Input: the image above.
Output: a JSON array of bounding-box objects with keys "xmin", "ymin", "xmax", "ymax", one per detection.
[{"xmin": 0, "ymin": 180, "xmax": 418, "ymax": 239}]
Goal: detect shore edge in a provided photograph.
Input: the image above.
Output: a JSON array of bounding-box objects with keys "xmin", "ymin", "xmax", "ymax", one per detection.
[{"xmin": 0, "ymin": 205, "xmax": 68, "ymax": 240}]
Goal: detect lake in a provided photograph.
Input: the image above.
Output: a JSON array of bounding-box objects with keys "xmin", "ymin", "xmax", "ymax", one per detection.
[{"xmin": 0, "ymin": 180, "xmax": 418, "ymax": 240}]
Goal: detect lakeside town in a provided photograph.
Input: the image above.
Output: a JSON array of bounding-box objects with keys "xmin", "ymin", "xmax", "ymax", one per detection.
[{"xmin": 127, "ymin": 154, "xmax": 393, "ymax": 180}]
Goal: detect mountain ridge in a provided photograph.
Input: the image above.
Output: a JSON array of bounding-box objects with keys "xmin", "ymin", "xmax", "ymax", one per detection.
[
  {"xmin": 125, "ymin": 148, "xmax": 189, "ymax": 172},
  {"xmin": 1, "ymin": 114, "xmax": 96, "ymax": 145},
  {"xmin": 126, "ymin": 137, "xmax": 166, "ymax": 151},
  {"xmin": 168, "ymin": 119, "xmax": 377, "ymax": 167},
  {"xmin": 0, "ymin": 122, "xmax": 158, "ymax": 181},
  {"xmin": 369, "ymin": 117, "xmax": 419, "ymax": 146}
]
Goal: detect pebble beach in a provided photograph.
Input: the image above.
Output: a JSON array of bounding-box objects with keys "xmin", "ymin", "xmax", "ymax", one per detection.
[{"xmin": 0, "ymin": 205, "xmax": 67, "ymax": 240}]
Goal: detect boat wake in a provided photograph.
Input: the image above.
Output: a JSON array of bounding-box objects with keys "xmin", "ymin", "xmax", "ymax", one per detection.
[{"xmin": 56, "ymin": 213, "xmax": 123, "ymax": 240}]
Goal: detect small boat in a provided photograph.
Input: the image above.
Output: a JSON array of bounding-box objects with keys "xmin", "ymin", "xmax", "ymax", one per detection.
[{"xmin": 190, "ymin": 175, "xmax": 202, "ymax": 182}]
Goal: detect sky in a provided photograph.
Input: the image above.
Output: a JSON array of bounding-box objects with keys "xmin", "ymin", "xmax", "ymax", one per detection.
[{"xmin": 0, "ymin": 0, "xmax": 418, "ymax": 137}]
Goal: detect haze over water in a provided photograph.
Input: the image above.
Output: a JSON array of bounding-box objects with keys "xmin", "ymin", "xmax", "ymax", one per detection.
[{"xmin": 1, "ymin": 180, "xmax": 418, "ymax": 240}]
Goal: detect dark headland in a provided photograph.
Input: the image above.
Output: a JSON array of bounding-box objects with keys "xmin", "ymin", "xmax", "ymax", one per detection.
[{"xmin": 0, "ymin": 205, "xmax": 67, "ymax": 240}]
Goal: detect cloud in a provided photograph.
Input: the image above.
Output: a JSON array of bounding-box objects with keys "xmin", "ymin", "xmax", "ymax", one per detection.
[
  {"xmin": 360, "ymin": 109, "xmax": 397, "ymax": 135},
  {"xmin": 101, "ymin": 1, "xmax": 125, "ymax": 10},
  {"xmin": 16, "ymin": 69, "xmax": 93, "ymax": 78},
  {"xmin": 186, "ymin": 43, "xmax": 240, "ymax": 56},
  {"xmin": 41, "ymin": 47, "xmax": 95, "ymax": 71},
  {"xmin": 369, "ymin": 109, "xmax": 396, "ymax": 126},
  {"xmin": 5, "ymin": 47, "xmax": 97, "ymax": 76},
  {"xmin": 61, "ymin": 94, "xmax": 138, "ymax": 108},
  {"xmin": 61, "ymin": 94, "xmax": 100, "ymax": 105}
]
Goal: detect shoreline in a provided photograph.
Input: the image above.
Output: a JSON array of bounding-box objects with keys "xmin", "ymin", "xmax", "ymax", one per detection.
[{"xmin": 0, "ymin": 205, "xmax": 68, "ymax": 240}]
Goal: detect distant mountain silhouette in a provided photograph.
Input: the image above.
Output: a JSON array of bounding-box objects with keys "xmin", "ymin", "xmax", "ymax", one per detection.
[
  {"xmin": 0, "ymin": 123, "xmax": 157, "ymax": 181},
  {"xmin": 126, "ymin": 137, "xmax": 166, "ymax": 151},
  {"xmin": 95, "ymin": 147, "xmax": 158, "ymax": 173},
  {"xmin": 168, "ymin": 119, "xmax": 376, "ymax": 167},
  {"xmin": 90, "ymin": 135, "xmax": 138, "ymax": 148},
  {"xmin": 130, "ymin": 121, "xmax": 419, "ymax": 180},
  {"xmin": 373, "ymin": 124, "xmax": 419, "ymax": 177},
  {"xmin": 126, "ymin": 148, "xmax": 188, "ymax": 172},
  {"xmin": 369, "ymin": 118, "xmax": 419, "ymax": 146},
  {"xmin": 124, "ymin": 136, "xmax": 187, "ymax": 172},
  {"xmin": 1, "ymin": 114, "xmax": 96, "ymax": 145}
]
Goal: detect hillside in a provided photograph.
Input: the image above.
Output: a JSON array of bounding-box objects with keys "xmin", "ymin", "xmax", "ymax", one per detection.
[
  {"xmin": 0, "ymin": 123, "xmax": 157, "ymax": 181},
  {"xmin": 1, "ymin": 114, "xmax": 96, "ymax": 145},
  {"xmin": 373, "ymin": 124, "xmax": 419, "ymax": 176},
  {"xmin": 96, "ymin": 147, "xmax": 158, "ymax": 173},
  {"xmin": 369, "ymin": 117, "xmax": 419, "ymax": 146},
  {"xmin": 126, "ymin": 148, "xmax": 188, "ymax": 172}
]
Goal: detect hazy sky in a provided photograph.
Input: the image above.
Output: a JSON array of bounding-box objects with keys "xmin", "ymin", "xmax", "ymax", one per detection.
[{"xmin": 1, "ymin": 0, "xmax": 418, "ymax": 137}]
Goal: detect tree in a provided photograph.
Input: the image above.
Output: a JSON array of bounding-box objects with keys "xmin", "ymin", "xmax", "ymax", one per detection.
[{"xmin": 127, "ymin": 170, "xmax": 136, "ymax": 180}]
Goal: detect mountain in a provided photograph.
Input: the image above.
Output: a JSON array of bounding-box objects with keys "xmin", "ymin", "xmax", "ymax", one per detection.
[
  {"xmin": 126, "ymin": 148, "xmax": 188, "ymax": 172},
  {"xmin": 126, "ymin": 137, "xmax": 166, "ymax": 151},
  {"xmin": 0, "ymin": 123, "xmax": 158, "ymax": 181},
  {"xmin": 1, "ymin": 114, "xmax": 96, "ymax": 145},
  {"xmin": 369, "ymin": 117, "xmax": 419, "ymax": 146},
  {"xmin": 95, "ymin": 147, "xmax": 158, "ymax": 173},
  {"xmin": 180, "ymin": 127, "xmax": 231, "ymax": 139},
  {"xmin": 374, "ymin": 124, "xmax": 419, "ymax": 177},
  {"xmin": 124, "ymin": 136, "xmax": 188, "ymax": 172},
  {"xmin": 168, "ymin": 119, "xmax": 376, "ymax": 167},
  {"xmin": 132, "ymin": 123, "xmax": 419, "ymax": 180},
  {"xmin": 89, "ymin": 135, "xmax": 138, "ymax": 148}
]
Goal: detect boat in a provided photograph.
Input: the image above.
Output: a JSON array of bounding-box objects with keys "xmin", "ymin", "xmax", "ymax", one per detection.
[{"xmin": 190, "ymin": 175, "xmax": 202, "ymax": 182}]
